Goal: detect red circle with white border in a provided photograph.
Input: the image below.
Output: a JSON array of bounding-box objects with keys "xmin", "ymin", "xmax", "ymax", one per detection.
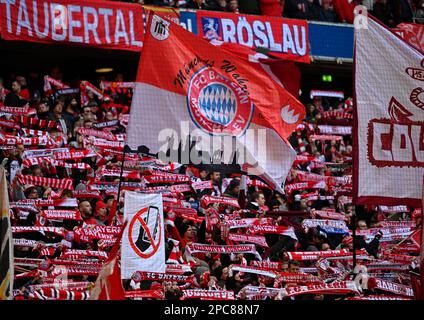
[{"xmin": 128, "ymin": 207, "xmax": 162, "ymax": 259}]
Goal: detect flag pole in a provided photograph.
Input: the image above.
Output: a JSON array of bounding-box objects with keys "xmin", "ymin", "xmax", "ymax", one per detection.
[
  {"xmin": 113, "ymin": 145, "xmax": 128, "ymax": 224},
  {"xmin": 352, "ymin": 209, "xmax": 357, "ymax": 269},
  {"xmin": 419, "ymin": 175, "xmax": 424, "ymax": 300}
]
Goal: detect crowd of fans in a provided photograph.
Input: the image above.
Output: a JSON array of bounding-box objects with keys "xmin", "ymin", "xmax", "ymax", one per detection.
[
  {"xmin": 118, "ymin": 0, "xmax": 423, "ymax": 26},
  {"xmin": 0, "ymin": 67, "xmax": 421, "ymax": 300}
]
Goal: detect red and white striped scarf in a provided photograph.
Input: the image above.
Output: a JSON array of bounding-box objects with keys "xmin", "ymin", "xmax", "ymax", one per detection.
[
  {"xmin": 100, "ymin": 81, "xmax": 135, "ymax": 89},
  {"xmin": 96, "ymin": 239, "xmax": 117, "ymax": 251},
  {"xmin": 168, "ymin": 184, "xmax": 193, "ymax": 194},
  {"xmin": 28, "ymin": 288, "xmax": 90, "ymax": 300},
  {"xmin": 27, "ymin": 282, "xmax": 93, "ymax": 292},
  {"xmin": 0, "ymin": 105, "xmax": 37, "ymax": 116},
  {"xmin": 318, "ymin": 125, "xmax": 352, "ymax": 135},
  {"xmin": 131, "ymin": 271, "xmax": 197, "ymax": 284},
  {"xmin": 145, "ymin": 172, "xmax": 190, "ymax": 184},
  {"xmin": 353, "ymin": 227, "xmax": 414, "ymax": 241},
  {"xmin": 191, "ymin": 181, "xmax": 214, "ymax": 191},
  {"xmin": 182, "ymin": 290, "xmax": 235, "ymax": 300},
  {"xmin": 310, "ymin": 134, "xmax": 343, "ymax": 141},
  {"xmin": 88, "ymin": 181, "xmax": 119, "ymax": 192},
  {"xmin": 41, "ymin": 210, "xmax": 82, "ymax": 221},
  {"xmin": 346, "ymin": 295, "xmax": 412, "ymax": 300},
  {"xmin": 22, "ymin": 157, "xmax": 92, "ymax": 171},
  {"xmin": 50, "ymin": 265, "xmax": 101, "ymax": 277},
  {"xmin": 229, "ymin": 265, "xmax": 277, "ymax": 278},
  {"xmin": 92, "ymin": 119, "xmax": 120, "ymax": 129},
  {"xmin": 125, "ymin": 290, "xmax": 164, "ymax": 300},
  {"xmin": 364, "ymin": 262, "xmax": 410, "ymax": 271},
  {"xmin": 201, "ymin": 195, "xmax": 240, "ymax": 208},
  {"xmin": 225, "ymin": 218, "xmax": 273, "ymax": 230},
  {"xmin": 44, "ymin": 75, "xmax": 69, "ymax": 92},
  {"xmin": 285, "ymin": 249, "xmax": 355, "ymax": 261},
  {"xmin": 379, "ymin": 221, "xmax": 416, "ymax": 228},
  {"xmin": 273, "ymin": 273, "xmax": 322, "ymax": 287},
  {"xmin": 311, "ymin": 209, "xmax": 348, "ymax": 221},
  {"xmin": 3, "ymin": 135, "xmax": 49, "ymax": 146},
  {"xmin": 186, "ymin": 243, "xmax": 261, "ymax": 261},
  {"xmin": 50, "ymin": 259, "xmax": 103, "ymax": 268},
  {"xmin": 60, "ymin": 249, "xmax": 108, "ymax": 261},
  {"xmin": 240, "ymin": 285, "xmax": 280, "ymax": 300},
  {"xmin": 84, "ymin": 137, "xmax": 124, "ymax": 150},
  {"xmin": 321, "ymin": 110, "xmax": 353, "ymax": 119},
  {"xmin": 19, "ymin": 128, "xmax": 50, "ymax": 137},
  {"xmin": 378, "ymin": 205, "xmax": 409, "ymax": 214},
  {"xmin": 247, "ymin": 178, "xmax": 272, "ymax": 189},
  {"xmin": 228, "ymin": 233, "xmax": 269, "ymax": 247},
  {"xmin": 97, "ymin": 167, "xmax": 142, "ymax": 180},
  {"xmin": 293, "ymin": 154, "xmax": 320, "ymax": 165},
  {"xmin": 166, "ymin": 210, "xmax": 204, "ymax": 225},
  {"xmin": 279, "ymin": 281, "xmax": 360, "ymax": 297},
  {"xmin": 72, "ymin": 190, "xmax": 101, "ymax": 199},
  {"xmin": 380, "ymin": 252, "xmax": 416, "ymax": 264},
  {"xmin": 285, "ymin": 181, "xmax": 327, "ymax": 195},
  {"xmin": 19, "ymin": 117, "xmax": 57, "ymax": 130},
  {"xmin": 72, "ymin": 225, "xmax": 122, "ymax": 242},
  {"xmin": 17, "ymin": 174, "xmax": 74, "ymax": 190},
  {"xmin": 166, "ymin": 238, "xmax": 185, "ymax": 264},
  {"xmin": 22, "ymin": 147, "xmax": 69, "ymax": 159},
  {"xmin": 295, "ymin": 171, "xmax": 352, "ymax": 186},
  {"xmin": 13, "ymin": 239, "xmax": 38, "ymax": 247},
  {"xmin": 296, "ymin": 130, "xmax": 306, "ymax": 153},
  {"xmin": 80, "ymin": 80, "xmax": 108, "ymax": 105},
  {"xmin": 246, "ymin": 225, "xmax": 298, "ymax": 240},
  {"xmin": 250, "ymin": 261, "xmax": 283, "ymax": 270},
  {"xmin": 15, "ymin": 198, "xmax": 78, "ymax": 207},
  {"xmin": 12, "ymin": 226, "xmax": 65, "ymax": 237},
  {"xmin": 53, "ymin": 149, "xmax": 97, "ymax": 160},
  {"xmin": 366, "ymin": 278, "xmax": 413, "ymax": 297},
  {"xmin": 301, "ymin": 219, "xmax": 348, "ymax": 231},
  {"xmin": 76, "ymin": 127, "xmax": 116, "ymax": 141},
  {"xmin": 165, "ymin": 264, "xmax": 193, "ymax": 275}
]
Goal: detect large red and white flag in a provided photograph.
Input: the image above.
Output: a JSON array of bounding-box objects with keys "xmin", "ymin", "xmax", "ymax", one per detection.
[
  {"xmin": 121, "ymin": 192, "xmax": 165, "ymax": 279},
  {"xmin": 126, "ymin": 15, "xmax": 304, "ymax": 191},
  {"xmin": 354, "ymin": 17, "xmax": 424, "ymax": 206}
]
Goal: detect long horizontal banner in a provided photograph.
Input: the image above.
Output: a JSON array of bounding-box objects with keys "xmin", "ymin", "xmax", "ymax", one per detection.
[
  {"xmin": 194, "ymin": 10, "xmax": 309, "ymax": 63},
  {"xmin": 0, "ymin": 2, "xmax": 376, "ymax": 63},
  {"xmin": 0, "ymin": 3, "xmax": 320, "ymax": 62},
  {"xmin": 0, "ymin": 0, "xmax": 143, "ymax": 51}
]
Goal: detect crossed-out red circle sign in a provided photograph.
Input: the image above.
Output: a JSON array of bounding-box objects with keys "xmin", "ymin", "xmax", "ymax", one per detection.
[{"xmin": 128, "ymin": 207, "xmax": 162, "ymax": 259}]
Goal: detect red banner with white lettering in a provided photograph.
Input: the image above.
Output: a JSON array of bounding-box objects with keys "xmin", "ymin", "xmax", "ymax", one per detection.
[
  {"xmin": 195, "ymin": 10, "xmax": 309, "ymax": 63},
  {"xmin": 0, "ymin": 0, "xmax": 143, "ymax": 51}
]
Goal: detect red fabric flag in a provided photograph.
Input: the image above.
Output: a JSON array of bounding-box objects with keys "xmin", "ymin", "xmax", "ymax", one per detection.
[
  {"xmin": 210, "ymin": 40, "xmax": 301, "ymax": 97},
  {"xmin": 127, "ymin": 14, "xmax": 304, "ymax": 191}
]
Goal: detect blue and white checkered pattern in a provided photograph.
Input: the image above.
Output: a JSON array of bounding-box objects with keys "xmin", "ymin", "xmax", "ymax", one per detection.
[{"xmin": 198, "ymin": 83, "xmax": 237, "ymax": 125}]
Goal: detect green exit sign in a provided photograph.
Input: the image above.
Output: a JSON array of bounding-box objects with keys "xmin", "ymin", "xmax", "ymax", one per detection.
[{"xmin": 322, "ymin": 75, "xmax": 332, "ymax": 82}]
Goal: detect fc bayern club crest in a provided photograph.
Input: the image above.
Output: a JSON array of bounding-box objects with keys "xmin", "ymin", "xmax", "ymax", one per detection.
[{"xmin": 187, "ymin": 67, "xmax": 254, "ymax": 136}]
